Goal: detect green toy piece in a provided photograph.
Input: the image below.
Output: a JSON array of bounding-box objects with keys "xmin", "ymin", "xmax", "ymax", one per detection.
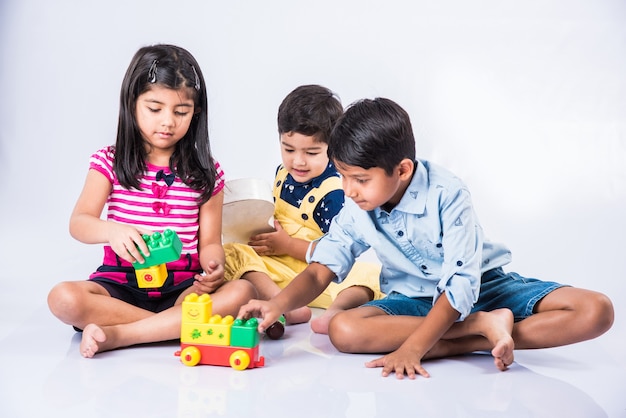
[
  {"xmin": 132, "ymin": 229, "xmax": 183, "ymax": 269},
  {"xmin": 231, "ymin": 318, "xmax": 260, "ymax": 348}
]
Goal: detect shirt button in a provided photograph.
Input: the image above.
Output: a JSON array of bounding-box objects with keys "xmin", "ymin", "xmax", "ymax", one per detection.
[
  {"xmin": 276, "ymin": 180, "xmax": 282, "ymax": 187},
  {"xmin": 301, "ymin": 214, "xmax": 309, "ymax": 220},
  {"xmin": 397, "ymin": 231, "xmax": 404, "ymax": 237},
  {"xmin": 436, "ymin": 243, "xmax": 442, "ymax": 248},
  {"xmin": 457, "ymin": 260, "xmax": 463, "ymax": 266},
  {"xmin": 421, "ymin": 265, "xmax": 427, "ymax": 270},
  {"xmin": 308, "ymin": 196, "xmax": 315, "ymax": 203}
]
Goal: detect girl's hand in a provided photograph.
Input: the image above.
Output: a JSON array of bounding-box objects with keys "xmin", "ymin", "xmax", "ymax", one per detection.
[
  {"xmin": 365, "ymin": 345, "xmax": 431, "ymax": 380},
  {"xmin": 193, "ymin": 260, "xmax": 225, "ymax": 294},
  {"xmin": 107, "ymin": 222, "xmax": 153, "ymax": 265},
  {"xmin": 248, "ymin": 220, "xmax": 289, "ymax": 256},
  {"xmin": 237, "ymin": 299, "xmax": 283, "ymax": 333}
]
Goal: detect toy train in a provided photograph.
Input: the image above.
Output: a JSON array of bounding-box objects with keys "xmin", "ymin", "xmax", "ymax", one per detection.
[{"xmin": 175, "ymin": 292, "xmax": 265, "ymax": 370}]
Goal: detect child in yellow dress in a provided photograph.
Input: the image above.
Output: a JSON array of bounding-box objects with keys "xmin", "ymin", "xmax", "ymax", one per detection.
[{"xmin": 224, "ymin": 85, "xmax": 383, "ymax": 334}]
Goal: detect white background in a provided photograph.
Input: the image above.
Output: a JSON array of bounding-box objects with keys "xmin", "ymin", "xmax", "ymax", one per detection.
[{"xmin": 1, "ymin": 0, "xmax": 624, "ymax": 358}]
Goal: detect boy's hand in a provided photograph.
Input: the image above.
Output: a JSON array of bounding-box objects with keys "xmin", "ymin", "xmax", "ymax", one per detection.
[
  {"xmin": 365, "ymin": 345, "xmax": 431, "ymax": 380},
  {"xmin": 248, "ymin": 220, "xmax": 289, "ymax": 256},
  {"xmin": 193, "ymin": 260, "xmax": 225, "ymax": 294},
  {"xmin": 107, "ymin": 222, "xmax": 153, "ymax": 264},
  {"xmin": 237, "ymin": 299, "xmax": 283, "ymax": 333}
]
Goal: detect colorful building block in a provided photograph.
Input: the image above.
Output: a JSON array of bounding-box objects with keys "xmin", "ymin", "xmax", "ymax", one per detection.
[
  {"xmin": 181, "ymin": 293, "xmax": 212, "ymax": 324},
  {"xmin": 231, "ymin": 318, "xmax": 260, "ymax": 348},
  {"xmin": 132, "ymin": 229, "xmax": 182, "ymax": 269},
  {"xmin": 135, "ymin": 264, "xmax": 168, "ymax": 288},
  {"xmin": 175, "ymin": 292, "xmax": 265, "ymax": 370}
]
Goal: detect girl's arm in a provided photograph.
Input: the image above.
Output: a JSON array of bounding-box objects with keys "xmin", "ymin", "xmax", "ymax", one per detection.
[
  {"xmin": 193, "ymin": 190, "xmax": 226, "ymax": 294},
  {"xmin": 69, "ymin": 169, "xmax": 150, "ymax": 263}
]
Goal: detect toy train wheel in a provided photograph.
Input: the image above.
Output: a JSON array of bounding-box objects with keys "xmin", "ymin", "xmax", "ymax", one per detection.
[
  {"xmin": 180, "ymin": 346, "xmax": 201, "ymax": 367},
  {"xmin": 229, "ymin": 350, "xmax": 251, "ymax": 370}
]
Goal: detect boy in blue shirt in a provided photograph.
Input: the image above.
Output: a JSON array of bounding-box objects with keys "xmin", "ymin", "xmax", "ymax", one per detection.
[{"xmin": 239, "ymin": 97, "xmax": 614, "ymax": 379}]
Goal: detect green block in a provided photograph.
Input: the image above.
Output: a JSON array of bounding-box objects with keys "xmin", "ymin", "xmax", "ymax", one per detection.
[
  {"xmin": 230, "ymin": 318, "xmax": 260, "ymax": 348},
  {"xmin": 132, "ymin": 229, "xmax": 182, "ymax": 269}
]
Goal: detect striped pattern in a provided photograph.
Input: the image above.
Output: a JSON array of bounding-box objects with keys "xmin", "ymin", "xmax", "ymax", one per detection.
[{"xmin": 89, "ymin": 146, "xmax": 224, "ymax": 269}]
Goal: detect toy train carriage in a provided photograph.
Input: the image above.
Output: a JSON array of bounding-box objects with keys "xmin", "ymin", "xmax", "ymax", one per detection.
[{"xmin": 175, "ymin": 293, "xmax": 265, "ymax": 370}]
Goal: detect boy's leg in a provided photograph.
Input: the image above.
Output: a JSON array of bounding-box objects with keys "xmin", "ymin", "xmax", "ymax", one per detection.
[
  {"xmin": 311, "ymin": 285, "xmax": 374, "ymax": 334},
  {"xmin": 476, "ymin": 269, "xmax": 614, "ymax": 349},
  {"xmin": 511, "ymin": 287, "xmax": 614, "ymax": 349},
  {"xmin": 47, "ymin": 281, "xmax": 153, "ymax": 330},
  {"xmin": 241, "ymin": 271, "xmax": 311, "ymax": 324},
  {"xmin": 329, "ymin": 305, "xmax": 515, "ymax": 370},
  {"xmin": 310, "ymin": 261, "xmax": 382, "ymax": 334},
  {"xmin": 80, "ymin": 279, "xmax": 257, "ymax": 357}
]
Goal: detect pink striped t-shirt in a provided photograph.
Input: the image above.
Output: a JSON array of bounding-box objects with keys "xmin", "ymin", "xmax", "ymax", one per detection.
[{"xmin": 88, "ymin": 146, "xmax": 225, "ymax": 286}]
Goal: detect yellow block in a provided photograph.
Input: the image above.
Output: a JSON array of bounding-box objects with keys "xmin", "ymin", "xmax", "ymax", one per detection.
[
  {"xmin": 136, "ymin": 264, "xmax": 167, "ymax": 288},
  {"xmin": 182, "ymin": 293, "xmax": 213, "ymax": 324},
  {"xmin": 180, "ymin": 315, "xmax": 234, "ymax": 346}
]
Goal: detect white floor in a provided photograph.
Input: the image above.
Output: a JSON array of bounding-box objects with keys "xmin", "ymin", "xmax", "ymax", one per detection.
[
  {"xmin": 1, "ymin": 1, "xmax": 625, "ymax": 417},
  {"xmin": 0, "ymin": 298, "xmax": 624, "ymax": 417}
]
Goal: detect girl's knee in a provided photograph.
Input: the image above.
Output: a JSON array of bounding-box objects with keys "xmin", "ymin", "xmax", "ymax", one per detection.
[{"xmin": 47, "ymin": 282, "xmax": 82, "ymax": 319}]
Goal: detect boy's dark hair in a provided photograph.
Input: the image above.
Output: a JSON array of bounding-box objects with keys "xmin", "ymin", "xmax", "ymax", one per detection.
[
  {"xmin": 277, "ymin": 85, "xmax": 343, "ymax": 144},
  {"xmin": 115, "ymin": 44, "xmax": 217, "ymax": 203},
  {"xmin": 328, "ymin": 98, "xmax": 416, "ymax": 175}
]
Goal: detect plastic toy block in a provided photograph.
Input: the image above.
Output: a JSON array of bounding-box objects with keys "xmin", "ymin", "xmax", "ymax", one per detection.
[
  {"xmin": 231, "ymin": 318, "xmax": 260, "ymax": 348},
  {"xmin": 182, "ymin": 293, "xmax": 212, "ymax": 324},
  {"xmin": 176, "ymin": 343, "xmax": 264, "ymax": 369},
  {"xmin": 176, "ymin": 292, "xmax": 265, "ymax": 369},
  {"xmin": 206, "ymin": 315, "xmax": 234, "ymax": 346},
  {"xmin": 132, "ymin": 229, "xmax": 182, "ymax": 269},
  {"xmin": 181, "ymin": 315, "xmax": 234, "ymax": 346},
  {"xmin": 136, "ymin": 264, "xmax": 168, "ymax": 288}
]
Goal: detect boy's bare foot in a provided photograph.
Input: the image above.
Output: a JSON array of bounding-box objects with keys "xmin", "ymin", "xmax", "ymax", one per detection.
[
  {"xmin": 480, "ymin": 309, "xmax": 515, "ymax": 371},
  {"xmin": 80, "ymin": 324, "xmax": 107, "ymax": 358},
  {"xmin": 284, "ymin": 306, "xmax": 312, "ymax": 325},
  {"xmin": 310, "ymin": 308, "xmax": 342, "ymax": 334}
]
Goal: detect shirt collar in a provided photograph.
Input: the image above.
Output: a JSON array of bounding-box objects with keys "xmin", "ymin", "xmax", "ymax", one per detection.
[
  {"xmin": 284, "ymin": 162, "xmax": 337, "ymax": 189},
  {"xmin": 375, "ymin": 160, "xmax": 428, "ymax": 217}
]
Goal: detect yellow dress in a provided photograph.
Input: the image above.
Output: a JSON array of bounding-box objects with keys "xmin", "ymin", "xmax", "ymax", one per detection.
[{"xmin": 224, "ymin": 166, "xmax": 383, "ymax": 308}]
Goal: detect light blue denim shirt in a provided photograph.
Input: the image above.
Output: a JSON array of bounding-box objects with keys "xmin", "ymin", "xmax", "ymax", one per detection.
[{"xmin": 308, "ymin": 159, "xmax": 512, "ymax": 320}]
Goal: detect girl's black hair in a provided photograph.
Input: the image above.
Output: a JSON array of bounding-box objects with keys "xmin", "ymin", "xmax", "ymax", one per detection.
[
  {"xmin": 115, "ymin": 44, "xmax": 216, "ymax": 203},
  {"xmin": 328, "ymin": 98, "xmax": 416, "ymax": 175}
]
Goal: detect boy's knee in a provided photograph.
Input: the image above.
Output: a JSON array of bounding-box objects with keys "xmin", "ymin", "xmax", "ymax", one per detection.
[
  {"xmin": 590, "ymin": 292, "xmax": 614, "ymax": 334},
  {"xmin": 328, "ymin": 312, "xmax": 361, "ymax": 353}
]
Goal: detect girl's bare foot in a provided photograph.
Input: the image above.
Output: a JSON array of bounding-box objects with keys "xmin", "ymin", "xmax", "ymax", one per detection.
[
  {"xmin": 284, "ymin": 306, "xmax": 312, "ymax": 325},
  {"xmin": 310, "ymin": 308, "xmax": 342, "ymax": 334},
  {"xmin": 80, "ymin": 324, "xmax": 107, "ymax": 358}
]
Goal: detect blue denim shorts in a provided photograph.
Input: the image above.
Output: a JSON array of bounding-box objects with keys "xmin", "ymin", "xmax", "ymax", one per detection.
[{"xmin": 363, "ymin": 267, "xmax": 567, "ymax": 321}]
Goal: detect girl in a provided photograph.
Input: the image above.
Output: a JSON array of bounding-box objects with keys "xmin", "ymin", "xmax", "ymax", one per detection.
[{"xmin": 47, "ymin": 44, "xmax": 256, "ymax": 358}]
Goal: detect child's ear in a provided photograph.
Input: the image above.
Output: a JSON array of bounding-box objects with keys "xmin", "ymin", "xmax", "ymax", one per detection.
[{"xmin": 397, "ymin": 158, "xmax": 415, "ymax": 180}]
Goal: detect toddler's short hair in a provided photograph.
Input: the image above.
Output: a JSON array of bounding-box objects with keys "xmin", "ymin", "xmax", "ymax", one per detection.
[{"xmin": 277, "ymin": 85, "xmax": 343, "ymax": 144}]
